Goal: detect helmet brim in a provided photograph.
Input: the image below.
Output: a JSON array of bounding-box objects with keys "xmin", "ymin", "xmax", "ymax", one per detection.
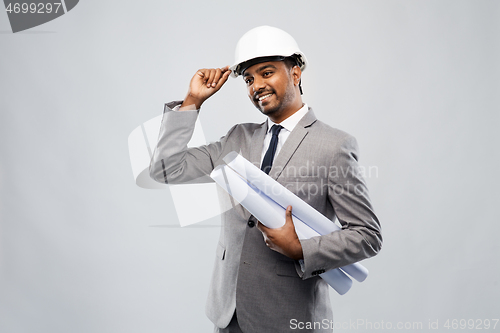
[{"xmin": 230, "ymin": 52, "xmax": 307, "ymax": 78}]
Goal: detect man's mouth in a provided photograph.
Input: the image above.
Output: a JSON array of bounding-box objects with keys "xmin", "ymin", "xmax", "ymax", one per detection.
[{"xmin": 257, "ymin": 93, "xmax": 273, "ymax": 102}]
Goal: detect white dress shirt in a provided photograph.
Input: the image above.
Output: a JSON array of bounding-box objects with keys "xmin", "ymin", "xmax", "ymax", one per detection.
[{"xmin": 260, "ymin": 103, "xmax": 309, "ymax": 165}]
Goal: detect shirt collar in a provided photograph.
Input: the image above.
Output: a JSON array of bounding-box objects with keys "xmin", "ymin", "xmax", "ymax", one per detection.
[{"xmin": 267, "ymin": 103, "xmax": 309, "ymax": 133}]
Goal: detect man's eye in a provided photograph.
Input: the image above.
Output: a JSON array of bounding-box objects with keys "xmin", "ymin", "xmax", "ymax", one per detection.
[
  {"xmin": 245, "ymin": 79, "xmax": 253, "ymax": 85},
  {"xmin": 263, "ymin": 71, "xmax": 273, "ymax": 76}
]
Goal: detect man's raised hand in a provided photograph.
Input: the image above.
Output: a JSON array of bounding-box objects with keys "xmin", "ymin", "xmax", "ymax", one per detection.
[{"xmin": 180, "ymin": 66, "xmax": 231, "ymax": 110}]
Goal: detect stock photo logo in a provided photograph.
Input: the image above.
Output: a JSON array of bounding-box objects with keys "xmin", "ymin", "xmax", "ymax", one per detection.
[{"xmin": 4, "ymin": 0, "xmax": 79, "ymax": 33}]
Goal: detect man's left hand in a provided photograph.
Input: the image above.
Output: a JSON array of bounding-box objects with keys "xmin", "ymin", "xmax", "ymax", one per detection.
[{"xmin": 257, "ymin": 206, "xmax": 304, "ymax": 260}]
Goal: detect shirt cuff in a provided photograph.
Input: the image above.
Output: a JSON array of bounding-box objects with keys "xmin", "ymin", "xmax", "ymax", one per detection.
[
  {"xmin": 164, "ymin": 100, "xmax": 199, "ymax": 113},
  {"xmin": 298, "ymin": 237, "xmax": 329, "ymax": 279}
]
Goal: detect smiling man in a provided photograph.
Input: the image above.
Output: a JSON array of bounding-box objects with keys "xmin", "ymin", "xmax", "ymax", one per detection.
[
  {"xmin": 243, "ymin": 59, "xmax": 302, "ymax": 123},
  {"xmin": 150, "ymin": 26, "xmax": 382, "ymax": 333}
]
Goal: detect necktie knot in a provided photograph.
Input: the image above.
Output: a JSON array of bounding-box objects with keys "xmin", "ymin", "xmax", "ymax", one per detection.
[{"xmin": 271, "ymin": 124, "xmax": 283, "ymax": 137}]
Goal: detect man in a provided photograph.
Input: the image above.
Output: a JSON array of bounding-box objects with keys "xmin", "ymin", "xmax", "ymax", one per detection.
[{"xmin": 150, "ymin": 26, "xmax": 382, "ymax": 333}]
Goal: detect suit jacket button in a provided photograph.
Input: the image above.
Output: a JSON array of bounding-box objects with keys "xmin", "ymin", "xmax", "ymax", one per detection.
[
  {"xmin": 248, "ymin": 220, "xmax": 255, "ymax": 228},
  {"xmin": 312, "ymin": 269, "xmax": 325, "ymax": 276}
]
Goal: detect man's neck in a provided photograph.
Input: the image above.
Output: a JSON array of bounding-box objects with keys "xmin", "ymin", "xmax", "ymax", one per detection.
[
  {"xmin": 268, "ymin": 103, "xmax": 307, "ymax": 130},
  {"xmin": 269, "ymin": 101, "xmax": 304, "ymax": 124}
]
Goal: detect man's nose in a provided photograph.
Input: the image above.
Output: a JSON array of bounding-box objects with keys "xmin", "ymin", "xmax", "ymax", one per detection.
[{"xmin": 252, "ymin": 76, "xmax": 266, "ymax": 92}]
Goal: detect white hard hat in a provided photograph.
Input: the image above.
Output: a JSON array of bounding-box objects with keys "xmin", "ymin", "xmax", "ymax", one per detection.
[{"xmin": 229, "ymin": 25, "xmax": 308, "ymax": 78}]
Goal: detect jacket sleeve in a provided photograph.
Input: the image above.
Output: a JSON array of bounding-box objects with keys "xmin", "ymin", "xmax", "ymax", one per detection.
[
  {"xmin": 298, "ymin": 134, "xmax": 382, "ymax": 279},
  {"xmin": 149, "ymin": 101, "xmax": 234, "ymax": 185}
]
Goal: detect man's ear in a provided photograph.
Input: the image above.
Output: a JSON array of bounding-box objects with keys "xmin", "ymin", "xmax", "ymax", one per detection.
[{"xmin": 291, "ymin": 66, "xmax": 302, "ymax": 86}]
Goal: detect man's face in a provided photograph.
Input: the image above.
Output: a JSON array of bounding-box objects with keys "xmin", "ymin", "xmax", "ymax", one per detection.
[{"xmin": 243, "ymin": 61, "xmax": 298, "ymax": 120}]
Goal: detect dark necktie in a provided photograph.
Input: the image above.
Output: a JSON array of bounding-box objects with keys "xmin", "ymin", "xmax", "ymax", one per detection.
[{"xmin": 261, "ymin": 124, "xmax": 283, "ymax": 174}]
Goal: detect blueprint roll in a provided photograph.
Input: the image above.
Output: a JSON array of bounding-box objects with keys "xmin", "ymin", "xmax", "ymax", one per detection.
[
  {"xmin": 222, "ymin": 151, "xmax": 369, "ymax": 283},
  {"xmin": 212, "ymin": 165, "xmax": 285, "ymax": 228},
  {"xmin": 212, "ymin": 165, "xmax": 327, "ymax": 241},
  {"xmin": 211, "ymin": 165, "xmax": 353, "ymax": 295}
]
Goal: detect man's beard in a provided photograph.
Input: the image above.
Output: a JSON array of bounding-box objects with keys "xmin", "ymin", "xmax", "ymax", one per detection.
[{"xmin": 254, "ymin": 83, "xmax": 296, "ymax": 119}]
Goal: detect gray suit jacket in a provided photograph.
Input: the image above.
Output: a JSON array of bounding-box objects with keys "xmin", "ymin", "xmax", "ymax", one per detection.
[{"xmin": 150, "ymin": 101, "xmax": 382, "ymax": 333}]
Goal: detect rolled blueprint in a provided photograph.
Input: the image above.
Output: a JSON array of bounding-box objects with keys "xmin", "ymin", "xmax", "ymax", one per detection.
[
  {"xmin": 211, "ymin": 164, "xmax": 353, "ymax": 295},
  {"xmin": 222, "ymin": 151, "xmax": 369, "ymax": 283}
]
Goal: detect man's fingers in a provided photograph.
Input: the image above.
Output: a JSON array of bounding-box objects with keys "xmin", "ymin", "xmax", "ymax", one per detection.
[
  {"xmin": 193, "ymin": 66, "xmax": 231, "ymax": 90},
  {"xmin": 285, "ymin": 205, "xmax": 293, "ymax": 223},
  {"xmin": 185, "ymin": 67, "xmax": 230, "ymax": 108},
  {"xmin": 213, "ymin": 67, "xmax": 231, "ymax": 89},
  {"xmin": 196, "ymin": 69, "xmax": 211, "ymax": 86},
  {"xmin": 215, "ymin": 69, "xmax": 231, "ymax": 89},
  {"xmin": 196, "ymin": 69, "xmax": 206, "ymax": 80},
  {"xmin": 206, "ymin": 69, "xmax": 216, "ymax": 87},
  {"xmin": 256, "ymin": 222, "xmax": 272, "ymax": 247},
  {"xmin": 211, "ymin": 68, "xmax": 222, "ymax": 87}
]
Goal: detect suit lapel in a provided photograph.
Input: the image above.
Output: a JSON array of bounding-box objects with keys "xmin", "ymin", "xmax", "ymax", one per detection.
[
  {"xmin": 239, "ymin": 121, "xmax": 267, "ymax": 221},
  {"xmin": 249, "ymin": 121, "xmax": 268, "ymax": 168},
  {"xmin": 269, "ymin": 108, "xmax": 317, "ymax": 180}
]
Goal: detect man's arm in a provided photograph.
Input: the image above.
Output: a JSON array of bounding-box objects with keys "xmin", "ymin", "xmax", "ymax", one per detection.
[
  {"xmin": 299, "ymin": 135, "xmax": 382, "ymax": 278},
  {"xmin": 149, "ymin": 66, "xmax": 231, "ymax": 184},
  {"xmin": 257, "ymin": 134, "xmax": 382, "ymax": 277}
]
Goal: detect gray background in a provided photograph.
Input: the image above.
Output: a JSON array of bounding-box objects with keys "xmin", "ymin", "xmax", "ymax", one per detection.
[{"xmin": 1, "ymin": 0, "xmax": 499, "ymax": 332}]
